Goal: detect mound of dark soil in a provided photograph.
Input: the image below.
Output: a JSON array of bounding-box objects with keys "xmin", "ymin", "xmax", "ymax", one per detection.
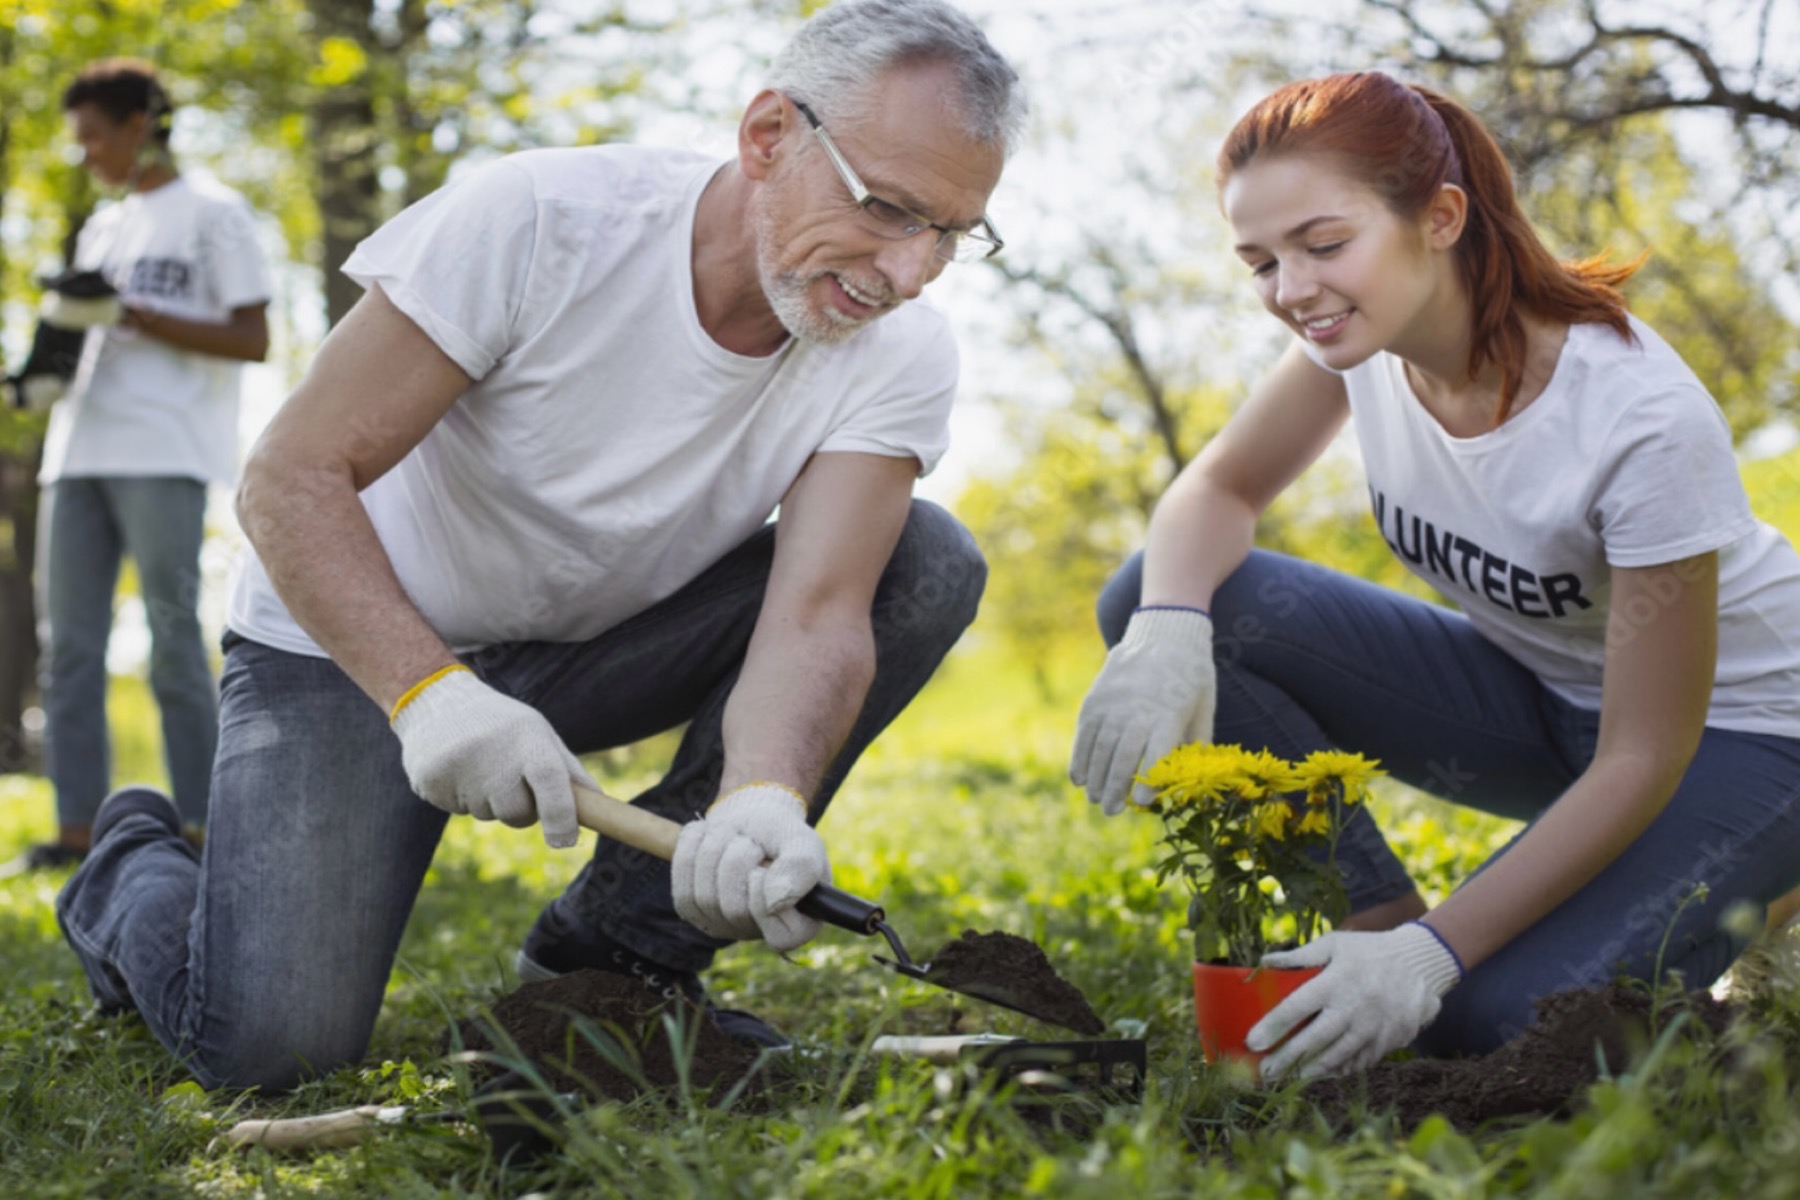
[
  {"xmin": 925, "ymin": 930, "xmax": 1107, "ymax": 1036},
  {"xmin": 1302, "ymin": 982, "xmax": 1735, "ymax": 1131},
  {"xmin": 455, "ymin": 970, "xmax": 764, "ymax": 1104}
]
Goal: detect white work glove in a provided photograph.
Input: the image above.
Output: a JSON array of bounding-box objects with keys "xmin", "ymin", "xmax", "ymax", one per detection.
[
  {"xmin": 1247, "ymin": 922, "xmax": 1465, "ymax": 1081},
  {"xmin": 672, "ymin": 783, "xmax": 831, "ymax": 953},
  {"xmin": 390, "ymin": 666, "xmax": 591, "ymax": 849},
  {"xmin": 1069, "ymin": 606, "xmax": 1216, "ymax": 815}
]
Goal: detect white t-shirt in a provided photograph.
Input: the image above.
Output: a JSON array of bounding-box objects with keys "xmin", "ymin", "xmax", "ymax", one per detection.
[
  {"xmin": 40, "ymin": 175, "xmax": 271, "ymax": 485},
  {"xmin": 1323, "ymin": 316, "xmax": 1800, "ymax": 738},
  {"xmin": 229, "ymin": 146, "xmax": 959, "ymax": 656}
]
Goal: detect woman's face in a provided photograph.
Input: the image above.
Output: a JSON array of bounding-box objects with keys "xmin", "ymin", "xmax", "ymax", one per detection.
[{"xmin": 1223, "ymin": 154, "xmax": 1456, "ymax": 370}]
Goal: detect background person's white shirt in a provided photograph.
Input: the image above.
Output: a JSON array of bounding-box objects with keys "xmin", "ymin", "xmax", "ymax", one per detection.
[
  {"xmin": 228, "ymin": 146, "xmax": 960, "ymax": 657},
  {"xmin": 40, "ymin": 175, "xmax": 271, "ymax": 486},
  {"xmin": 1318, "ymin": 316, "xmax": 1800, "ymax": 739}
]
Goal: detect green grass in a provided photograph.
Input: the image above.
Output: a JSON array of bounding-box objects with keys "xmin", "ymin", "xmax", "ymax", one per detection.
[
  {"xmin": 5, "ymin": 626, "xmax": 1800, "ymax": 1195},
  {"xmin": 3, "ymin": 456, "xmax": 1795, "ymax": 1196}
]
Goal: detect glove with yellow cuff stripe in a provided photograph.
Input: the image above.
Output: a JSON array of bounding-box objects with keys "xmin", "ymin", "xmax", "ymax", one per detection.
[{"xmin": 389, "ymin": 665, "xmax": 593, "ymax": 849}]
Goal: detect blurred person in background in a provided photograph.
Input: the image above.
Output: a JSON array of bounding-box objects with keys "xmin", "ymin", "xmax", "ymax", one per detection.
[{"xmin": 6, "ymin": 58, "xmax": 270, "ymax": 876}]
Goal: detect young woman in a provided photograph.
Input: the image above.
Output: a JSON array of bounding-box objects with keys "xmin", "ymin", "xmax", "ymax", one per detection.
[{"xmin": 1070, "ymin": 72, "xmax": 1800, "ymax": 1080}]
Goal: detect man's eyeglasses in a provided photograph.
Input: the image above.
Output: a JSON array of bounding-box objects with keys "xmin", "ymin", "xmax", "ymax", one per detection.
[{"xmin": 790, "ymin": 98, "xmax": 1003, "ymax": 264}]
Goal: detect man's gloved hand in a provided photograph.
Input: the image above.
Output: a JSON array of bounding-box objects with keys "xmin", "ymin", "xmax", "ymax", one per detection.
[
  {"xmin": 1069, "ymin": 606, "xmax": 1216, "ymax": 815},
  {"xmin": 672, "ymin": 783, "xmax": 830, "ymax": 953},
  {"xmin": 1247, "ymin": 922, "xmax": 1465, "ymax": 1081},
  {"xmin": 390, "ymin": 665, "xmax": 590, "ymax": 849}
]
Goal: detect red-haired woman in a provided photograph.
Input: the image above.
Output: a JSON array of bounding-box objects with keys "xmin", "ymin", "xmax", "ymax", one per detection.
[{"xmin": 1070, "ymin": 72, "xmax": 1800, "ymax": 1079}]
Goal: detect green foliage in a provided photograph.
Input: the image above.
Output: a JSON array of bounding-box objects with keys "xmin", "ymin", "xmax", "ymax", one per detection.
[{"xmin": 1522, "ymin": 114, "xmax": 1800, "ymax": 439}]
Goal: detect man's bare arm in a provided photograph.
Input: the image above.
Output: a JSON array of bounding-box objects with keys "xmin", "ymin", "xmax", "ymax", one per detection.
[
  {"xmin": 235, "ymin": 284, "xmax": 470, "ymax": 710},
  {"xmin": 717, "ymin": 451, "xmax": 920, "ymax": 801}
]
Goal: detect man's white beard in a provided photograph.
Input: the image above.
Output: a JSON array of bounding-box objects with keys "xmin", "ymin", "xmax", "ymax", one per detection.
[{"xmin": 753, "ymin": 206, "xmax": 882, "ymax": 346}]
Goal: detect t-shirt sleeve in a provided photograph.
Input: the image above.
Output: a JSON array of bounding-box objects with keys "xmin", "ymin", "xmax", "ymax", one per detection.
[
  {"xmin": 1591, "ymin": 385, "xmax": 1757, "ymax": 568},
  {"xmin": 197, "ymin": 197, "xmax": 272, "ymax": 311},
  {"xmin": 816, "ymin": 327, "xmax": 959, "ymax": 475},
  {"xmin": 341, "ymin": 158, "xmax": 538, "ymax": 380}
]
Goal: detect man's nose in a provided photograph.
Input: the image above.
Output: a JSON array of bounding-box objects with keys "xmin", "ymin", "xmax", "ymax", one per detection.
[{"xmin": 872, "ymin": 231, "xmax": 943, "ymax": 301}]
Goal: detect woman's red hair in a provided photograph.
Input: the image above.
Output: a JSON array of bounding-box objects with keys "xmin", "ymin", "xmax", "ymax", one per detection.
[{"xmin": 1218, "ymin": 72, "xmax": 1643, "ymax": 424}]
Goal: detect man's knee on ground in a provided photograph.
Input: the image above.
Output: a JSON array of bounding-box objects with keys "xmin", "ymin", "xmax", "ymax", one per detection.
[{"xmin": 189, "ymin": 1022, "xmax": 369, "ymax": 1092}]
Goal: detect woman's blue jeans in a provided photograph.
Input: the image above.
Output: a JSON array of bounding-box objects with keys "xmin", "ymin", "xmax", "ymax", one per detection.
[
  {"xmin": 38, "ymin": 477, "xmax": 217, "ymax": 829},
  {"xmin": 1099, "ymin": 549, "xmax": 1800, "ymax": 1055},
  {"xmin": 57, "ymin": 500, "xmax": 985, "ymax": 1088}
]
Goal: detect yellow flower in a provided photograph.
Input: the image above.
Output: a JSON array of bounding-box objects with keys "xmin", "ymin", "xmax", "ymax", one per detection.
[
  {"xmin": 1237, "ymin": 748, "xmax": 1305, "ymax": 798},
  {"xmin": 1295, "ymin": 807, "xmax": 1333, "ymax": 837},
  {"xmin": 1295, "ymin": 749, "xmax": 1383, "ymax": 804},
  {"xmin": 1250, "ymin": 801, "xmax": 1290, "ymax": 841},
  {"xmin": 1143, "ymin": 743, "xmax": 1246, "ymax": 807}
]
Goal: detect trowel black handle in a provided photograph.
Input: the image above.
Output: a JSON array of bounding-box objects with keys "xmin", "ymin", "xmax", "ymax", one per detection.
[{"xmin": 797, "ymin": 884, "xmax": 886, "ymax": 936}]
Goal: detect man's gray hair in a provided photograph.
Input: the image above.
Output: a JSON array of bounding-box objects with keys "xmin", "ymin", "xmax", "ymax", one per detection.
[{"xmin": 770, "ymin": 0, "xmax": 1027, "ymax": 156}]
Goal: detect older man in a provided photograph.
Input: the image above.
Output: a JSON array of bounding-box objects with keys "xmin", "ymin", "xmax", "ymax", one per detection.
[{"xmin": 58, "ymin": 0, "xmax": 1025, "ymax": 1089}]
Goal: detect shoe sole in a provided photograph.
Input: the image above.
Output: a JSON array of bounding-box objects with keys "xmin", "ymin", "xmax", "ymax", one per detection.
[{"xmin": 514, "ymin": 950, "xmax": 564, "ymax": 985}]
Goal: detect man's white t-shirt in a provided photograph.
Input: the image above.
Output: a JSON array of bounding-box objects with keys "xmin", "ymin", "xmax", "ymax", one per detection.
[
  {"xmin": 40, "ymin": 175, "xmax": 271, "ymax": 485},
  {"xmin": 229, "ymin": 146, "xmax": 960, "ymax": 656},
  {"xmin": 1324, "ymin": 316, "xmax": 1800, "ymax": 739}
]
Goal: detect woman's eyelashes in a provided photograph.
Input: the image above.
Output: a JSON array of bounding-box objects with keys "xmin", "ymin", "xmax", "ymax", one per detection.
[{"xmin": 1247, "ymin": 241, "xmax": 1346, "ymax": 278}]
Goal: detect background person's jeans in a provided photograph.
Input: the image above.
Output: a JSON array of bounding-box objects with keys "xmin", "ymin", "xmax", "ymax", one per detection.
[
  {"xmin": 38, "ymin": 476, "xmax": 217, "ymax": 829},
  {"xmin": 57, "ymin": 500, "xmax": 985, "ymax": 1089},
  {"xmin": 1099, "ymin": 548, "xmax": 1800, "ymax": 1055}
]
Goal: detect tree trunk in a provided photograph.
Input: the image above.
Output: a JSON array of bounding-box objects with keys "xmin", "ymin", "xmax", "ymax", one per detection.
[
  {"xmin": 0, "ymin": 51, "xmax": 38, "ymax": 773},
  {"xmin": 0, "ymin": 448, "xmax": 42, "ymax": 774},
  {"xmin": 308, "ymin": 0, "xmax": 384, "ymax": 328}
]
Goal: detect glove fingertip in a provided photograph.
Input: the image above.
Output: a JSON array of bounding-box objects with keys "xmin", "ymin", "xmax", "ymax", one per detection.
[{"xmin": 764, "ymin": 914, "xmax": 823, "ymax": 955}]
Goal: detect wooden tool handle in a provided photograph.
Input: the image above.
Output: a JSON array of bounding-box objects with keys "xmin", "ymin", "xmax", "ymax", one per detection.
[
  {"xmin": 571, "ymin": 781, "xmax": 680, "ymax": 859},
  {"xmin": 225, "ymin": 1106, "xmax": 398, "ymax": 1151},
  {"xmin": 870, "ymin": 1034, "xmax": 1026, "ymax": 1064},
  {"xmin": 568, "ymin": 782, "xmax": 885, "ymax": 936}
]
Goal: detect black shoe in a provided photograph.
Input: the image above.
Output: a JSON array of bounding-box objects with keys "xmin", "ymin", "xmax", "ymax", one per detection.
[
  {"xmin": 517, "ymin": 907, "xmax": 790, "ymax": 1049},
  {"xmin": 0, "ymin": 841, "xmax": 87, "ymax": 878},
  {"xmin": 91, "ymin": 787, "xmax": 182, "ymax": 845}
]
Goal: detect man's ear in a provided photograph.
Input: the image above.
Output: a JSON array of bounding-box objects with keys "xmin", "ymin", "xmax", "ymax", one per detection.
[
  {"xmin": 1425, "ymin": 182, "xmax": 1468, "ymax": 249},
  {"xmin": 739, "ymin": 89, "xmax": 794, "ymax": 183}
]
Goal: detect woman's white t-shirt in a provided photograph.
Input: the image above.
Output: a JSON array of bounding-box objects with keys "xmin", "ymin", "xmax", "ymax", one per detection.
[
  {"xmin": 1324, "ymin": 316, "xmax": 1800, "ymax": 738},
  {"xmin": 229, "ymin": 146, "xmax": 960, "ymax": 656}
]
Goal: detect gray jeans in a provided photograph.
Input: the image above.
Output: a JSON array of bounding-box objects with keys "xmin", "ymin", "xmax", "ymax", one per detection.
[
  {"xmin": 57, "ymin": 500, "xmax": 985, "ymax": 1089},
  {"xmin": 38, "ymin": 476, "xmax": 216, "ymax": 828}
]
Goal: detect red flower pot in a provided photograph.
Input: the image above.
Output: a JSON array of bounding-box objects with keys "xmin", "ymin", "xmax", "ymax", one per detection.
[{"xmin": 1192, "ymin": 961, "xmax": 1322, "ymax": 1066}]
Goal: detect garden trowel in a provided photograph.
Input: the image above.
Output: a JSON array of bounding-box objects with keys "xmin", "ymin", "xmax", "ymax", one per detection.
[{"xmin": 567, "ymin": 783, "xmax": 1094, "ymax": 1032}]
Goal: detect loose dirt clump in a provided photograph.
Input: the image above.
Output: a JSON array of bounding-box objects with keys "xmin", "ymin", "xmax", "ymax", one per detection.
[
  {"xmin": 1302, "ymin": 982, "xmax": 1735, "ymax": 1131},
  {"xmin": 455, "ymin": 970, "xmax": 765, "ymax": 1104},
  {"xmin": 925, "ymin": 930, "xmax": 1107, "ymax": 1036}
]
